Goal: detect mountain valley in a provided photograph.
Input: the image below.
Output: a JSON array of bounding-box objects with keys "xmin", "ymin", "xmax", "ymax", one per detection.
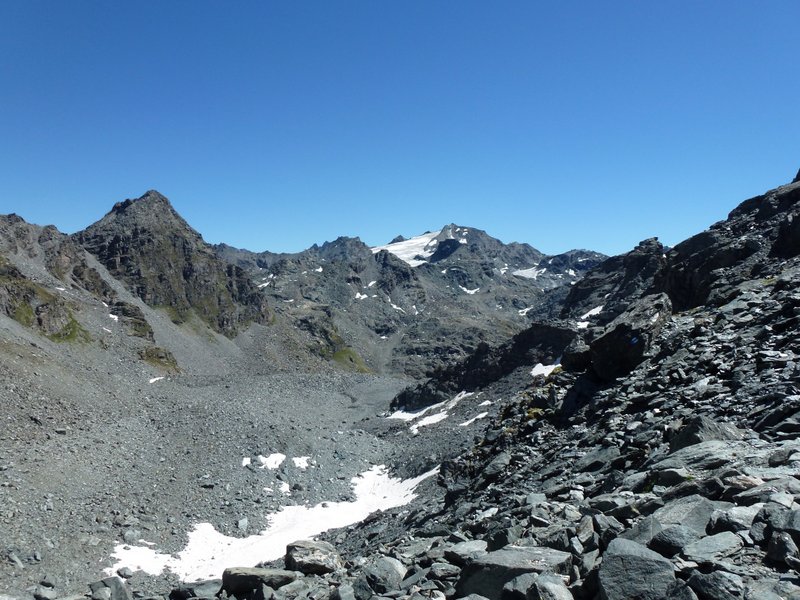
[{"xmin": 1, "ymin": 171, "xmax": 800, "ymax": 600}]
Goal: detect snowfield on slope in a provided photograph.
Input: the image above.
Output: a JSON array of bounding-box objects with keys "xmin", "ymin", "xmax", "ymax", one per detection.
[
  {"xmin": 388, "ymin": 391, "xmax": 476, "ymax": 435},
  {"xmin": 371, "ymin": 232, "xmax": 440, "ymax": 267},
  {"xmin": 106, "ymin": 465, "xmax": 438, "ymax": 582}
]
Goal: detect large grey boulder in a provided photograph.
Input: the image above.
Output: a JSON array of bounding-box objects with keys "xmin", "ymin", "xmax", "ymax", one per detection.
[
  {"xmin": 669, "ymin": 415, "xmax": 744, "ymax": 452},
  {"xmin": 501, "ymin": 573, "xmax": 572, "ymax": 600},
  {"xmin": 709, "ymin": 504, "xmax": 762, "ymax": 534},
  {"xmin": 649, "ymin": 525, "xmax": 701, "ymax": 557},
  {"xmin": 502, "ymin": 573, "xmax": 574, "ymax": 600},
  {"xmin": 598, "ymin": 538, "xmax": 675, "ymax": 600},
  {"xmin": 169, "ymin": 580, "xmax": 221, "ymax": 600},
  {"xmin": 647, "ymin": 441, "xmax": 736, "ymax": 472},
  {"xmin": 651, "ymin": 495, "xmax": 720, "ymax": 535},
  {"xmin": 363, "ymin": 556, "xmax": 407, "ymax": 594},
  {"xmin": 767, "ymin": 531, "xmax": 800, "ymax": 564},
  {"xmin": 220, "ymin": 568, "xmax": 297, "ymax": 598},
  {"xmin": 285, "ymin": 539, "xmax": 342, "ymax": 575},
  {"xmin": 88, "ymin": 578, "xmax": 132, "ymax": 600},
  {"xmin": 331, "ymin": 583, "xmax": 357, "ymax": 600},
  {"xmin": 444, "ymin": 540, "xmax": 489, "ymax": 566},
  {"xmin": 687, "ymin": 570, "xmax": 745, "ymax": 600},
  {"xmin": 681, "ymin": 532, "xmax": 743, "ymax": 562},
  {"xmin": 455, "ymin": 546, "xmax": 572, "ymax": 600}
]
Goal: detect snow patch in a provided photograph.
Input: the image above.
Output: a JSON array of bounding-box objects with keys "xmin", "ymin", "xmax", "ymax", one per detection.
[
  {"xmin": 409, "ymin": 412, "xmax": 449, "ymax": 434},
  {"xmin": 401, "ymin": 391, "xmax": 475, "ymax": 435},
  {"xmin": 387, "ymin": 406, "xmax": 437, "ymax": 422},
  {"xmin": 513, "ymin": 267, "xmax": 547, "ymax": 279},
  {"xmin": 388, "ymin": 391, "xmax": 475, "ymax": 430},
  {"xmin": 580, "ymin": 305, "xmax": 604, "ymax": 320},
  {"xmin": 314, "ymin": 266, "xmax": 323, "ymax": 273},
  {"xmin": 148, "ymin": 377, "xmax": 164, "ymax": 384},
  {"xmin": 367, "ymin": 281, "xmax": 377, "ymax": 288},
  {"xmin": 518, "ymin": 306, "xmax": 533, "ymax": 316},
  {"xmin": 478, "ymin": 400, "xmax": 493, "ymax": 407},
  {"xmin": 576, "ymin": 321, "xmax": 590, "ymax": 329},
  {"xmin": 241, "ymin": 457, "xmax": 251, "ymax": 467},
  {"xmin": 257, "ymin": 453, "xmax": 286, "ymax": 470},
  {"xmin": 106, "ymin": 466, "xmax": 438, "ymax": 581},
  {"xmin": 459, "ymin": 286, "xmax": 480, "ymax": 295},
  {"xmin": 292, "ymin": 457, "xmax": 310, "ymax": 470},
  {"xmin": 355, "ymin": 293, "xmax": 368, "ymax": 300},
  {"xmin": 459, "ymin": 412, "xmax": 488, "ymax": 427},
  {"xmin": 531, "ymin": 362, "xmax": 560, "ymax": 378},
  {"xmin": 109, "ymin": 314, "xmax": 119, "ymax": 322}
]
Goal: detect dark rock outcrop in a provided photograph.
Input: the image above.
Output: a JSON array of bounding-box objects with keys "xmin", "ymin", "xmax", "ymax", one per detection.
[
  {"xmin": 560, "ymin": 237, "xmax": 667, "ymax": 324},
  {"xmin": 589, "ymin": 292, "xmax": 672, "ymax": 380},
  {"xmin": 656, "ymin": 179, "xmax": 800, "ymax": 310},
  {"xmin": 392, "ymin": 322, "xmax": 576, "ymax": 412}
]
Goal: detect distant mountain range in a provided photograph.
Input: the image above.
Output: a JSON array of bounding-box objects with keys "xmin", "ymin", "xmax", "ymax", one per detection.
[
  {"xmin": 0, "ymin": 190, "xmax": 604, "ymax": 378},
  {"xmin": 217, "ymin": 221, "xmax": 604, "ymax": 376}
]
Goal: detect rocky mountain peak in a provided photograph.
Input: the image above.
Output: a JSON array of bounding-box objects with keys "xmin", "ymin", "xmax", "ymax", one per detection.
[
  {"xmin": 314, "ymin": 236, "xmax": 370, "ymax": 261},
  {"xmin": 794, "ymin": 166, "xmax": 800, "ymax": 183},
  {"xmin": 1, "ymin": 213, "xmax": 26, "ymax": 226},
  {"xmin": 76, "ymin": 192, "xmax": 270, "ymax": 336},
  {"xmin": 101, "ymin": 190, "xmax": 196, "ymax": 238}
]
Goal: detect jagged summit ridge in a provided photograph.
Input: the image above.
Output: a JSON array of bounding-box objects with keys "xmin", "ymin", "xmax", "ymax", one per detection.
[
  {"xmin": 100, "ymin": 190, "xmax": 198, "ymax": 238},
  {"xmin": 112, "ymin": 189, "xmax": 172, "ymax": 210}
]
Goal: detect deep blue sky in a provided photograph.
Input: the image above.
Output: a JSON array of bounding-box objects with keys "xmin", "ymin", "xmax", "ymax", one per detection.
[{"xmin": 1, "ymin": 2, "xmax": 798, "ymax": 256}]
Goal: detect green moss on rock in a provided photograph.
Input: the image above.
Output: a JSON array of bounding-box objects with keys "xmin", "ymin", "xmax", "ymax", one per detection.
[
  {"xmin": 332, "ymin": 347, "xmax": 371, "ymax": 373},
  {"xmin": 139, "ymin": 346, "xmax": 179, "ymax": 372},
  {"xmin": 47, "ymin": 316, "xmax": 91, "ymax": 344}
]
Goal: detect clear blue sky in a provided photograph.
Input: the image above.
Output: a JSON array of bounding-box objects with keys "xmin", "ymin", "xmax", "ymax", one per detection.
[{"xmin": 1, "ymin": 2, "xmax": 798, "ymax": 256}]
